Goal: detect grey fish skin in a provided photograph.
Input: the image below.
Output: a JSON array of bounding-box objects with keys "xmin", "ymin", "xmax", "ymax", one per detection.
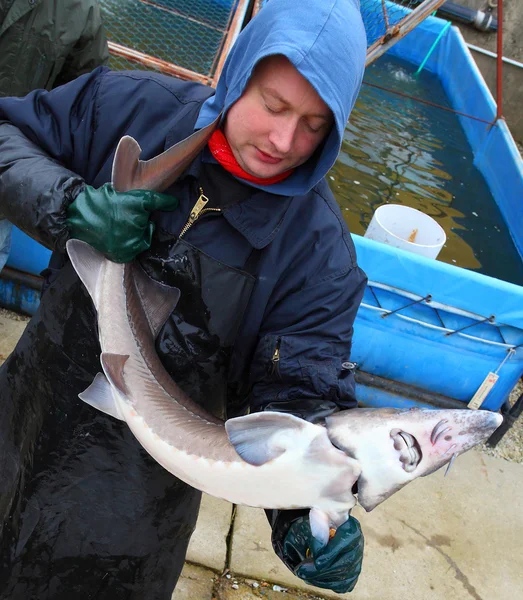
[
  {"xmin": 67, "ymin": 238, "xmax": 503, "ymax": 547},
  {"xmin": 67, "ymin": 239, "xmax": 361, "ymax": 547},
  {"xmin": 326, "ymin": 406, "xmax": 503, "ymax": 511},
  {"xmin": 65, "ymin": 127, "xmax": 503, "ymax": 546}
]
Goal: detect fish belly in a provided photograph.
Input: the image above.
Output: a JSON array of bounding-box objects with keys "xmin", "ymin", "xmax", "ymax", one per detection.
[{"xmin": 120, "ymin": 400, "xmax": 355, "ymax": 513}]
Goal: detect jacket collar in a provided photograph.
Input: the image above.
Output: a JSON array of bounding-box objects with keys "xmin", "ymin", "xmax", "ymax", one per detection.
[
  {"xmin": 167, "ymin": 110, "xmax": 294, "ymax": 250},
  {"xmin": 0, "ymin": 0, "xmax": 40, "ymax": 36},
  {"xmin": 185, "ymin": 150, "xmax": 293, "ymax": 250},
  {"xmin": 223, "ymin": 189, "xmax": 293, "ymax": 250}
]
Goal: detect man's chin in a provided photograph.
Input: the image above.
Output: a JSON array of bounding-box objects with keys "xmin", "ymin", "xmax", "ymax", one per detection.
[{"xmin": 243, "ymin": 160, "xmax": 291, "ymax": 181}]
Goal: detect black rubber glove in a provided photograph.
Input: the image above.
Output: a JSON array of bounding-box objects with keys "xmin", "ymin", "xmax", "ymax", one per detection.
[
  {"xmin": 66, "ymin": 183, "xmax": 179, "ymax": 263},
  {"xmin": 272, "ymin": 512, "xmax": 364, "ymax": 594}
]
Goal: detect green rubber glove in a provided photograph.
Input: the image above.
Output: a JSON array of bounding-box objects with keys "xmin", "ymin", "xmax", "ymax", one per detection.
[
  {"xmin": 66, "ymin": 183, "xmax": 179, "ymax": 263},
  {"xmin": 283, "ymin": 516, "xmax": 364, "ymax": 594}
]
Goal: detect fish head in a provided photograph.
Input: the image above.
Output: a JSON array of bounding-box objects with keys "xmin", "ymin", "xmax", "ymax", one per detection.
[{"xmin": 325, "ymin": 407, "xmax": 502, "ymax": 512}]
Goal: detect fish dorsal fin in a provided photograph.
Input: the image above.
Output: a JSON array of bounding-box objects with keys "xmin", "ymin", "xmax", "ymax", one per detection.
[
  {"xmin": 66, "ymin": 239, "xmax": 105, "ymax": 308},
  {"xmin": 112, "ymin": 115, "xmax": 221, "ymax": 192},
  {"xmin": 101, "ymin": 352, "xmax": 130, "ymax": 397},
  {"xmin": 132, "ymin": 263, "xmax": 180, "ymax": 338},
  {"xmin": 225, "ymin": 411, "xmax": 307, "ymax": 466},
  {"xmin": 79, "ymin": 372, "xmax": 125, "ymax": 421}
]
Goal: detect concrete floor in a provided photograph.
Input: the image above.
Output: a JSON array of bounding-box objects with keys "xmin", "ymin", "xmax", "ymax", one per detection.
[
  {"xmin": 180, "ymin": 449, "xmax": 523, "ymax": 599},
  {"xmin": 1, "ymin": 309, "xmax": 522, "ymax": 599}
]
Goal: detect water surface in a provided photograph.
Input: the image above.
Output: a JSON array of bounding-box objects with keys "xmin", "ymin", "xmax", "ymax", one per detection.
[{"xmin": 330, "ymin": 55, "xmax": 523, "ymax": 286}]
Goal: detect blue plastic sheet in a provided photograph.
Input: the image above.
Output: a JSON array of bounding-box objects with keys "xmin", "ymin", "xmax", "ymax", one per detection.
[
  {"xmin": 352, "ymin": 236, "xmax": 523, "ymax": 410},
  {"xmin": 346, "ymin": 9, "xmax": 523, "ymax": 410},
  {"xmin": 354, "ymin": 235, "xmax": 523, "ymax": 331},
  {"xmin": 6, "ymin": 227, "xmax": 51, "ymax": 276}
]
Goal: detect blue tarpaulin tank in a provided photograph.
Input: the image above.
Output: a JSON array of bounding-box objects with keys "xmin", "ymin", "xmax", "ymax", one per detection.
[
  {"xmin": 348, "ymin": 7, "xmax": 523, "ymax": 412},
  {"xmin": 352, "ymin": 236, "xmax": 523, "ymax": 412},
  {"xmin": 1, "ymin": 2, "xmax": 522, "ymax": 413}
]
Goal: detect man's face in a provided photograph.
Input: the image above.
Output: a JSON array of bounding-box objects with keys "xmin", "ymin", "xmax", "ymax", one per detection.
[{"xmin": 223, "ymin": 55, "xmax": 334, "ymax": 179}]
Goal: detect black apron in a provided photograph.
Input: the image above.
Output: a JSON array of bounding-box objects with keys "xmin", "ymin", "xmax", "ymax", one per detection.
[{"xmin": 0, "ymin": 228, "xmax": 256, "ymax": 599}]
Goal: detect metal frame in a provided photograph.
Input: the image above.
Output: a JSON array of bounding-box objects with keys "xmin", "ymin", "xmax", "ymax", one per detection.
[
  {"xmin": 366, "ymin": 0, "xmax": 448, "ymax": 66},
  {"xmin": 363, "ymin": 281, "xmax": 522, "ymax": 352},
  {"xmin": 106, "ymin": 0, "xmax": 252, "ymax": 88}
]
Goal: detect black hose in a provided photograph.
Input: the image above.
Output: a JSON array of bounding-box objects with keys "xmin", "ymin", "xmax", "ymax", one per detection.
[
  {"xmin": 486, "ymin": 387, "xmax": 523, "ymax": 447},
  {"xmin": 355, "ymin": 370, "xmax": 467, "ymax": 410},
  {"xmin": 397, "ymin": 1, "xmax": 498, "ymax": 32},
  {"xmin": 440, "ymin": 1, "xmax": 497, "ymax": 32}
]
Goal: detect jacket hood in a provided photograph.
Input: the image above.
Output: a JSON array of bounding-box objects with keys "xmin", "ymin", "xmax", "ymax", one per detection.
[{"xmin": 195, "ymin": 0, "xmax": 367, "ymax": 196}]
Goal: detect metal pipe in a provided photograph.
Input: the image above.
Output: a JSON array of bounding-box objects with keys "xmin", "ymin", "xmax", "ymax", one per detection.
[
  {"xmin": 0, "ymin": 267, "xmax": 43, "ymax": 291},
  {"xmin": 486, "ymin": 384, "xmax": 523, "ymax": 447},
  {"xmin": 467, "ymin": 43, "xmax": 523, "ymax": 69},
  {"xmin": 107, "ymin": 41, "xmax": 212, "ymax": 85},
  {"xmin": 401, "ymin": 1, "xmax": 498, "ymax": 32},
  {"xmin": 440, "ymin": 1, "xmax": 497, "ymax": 31},
  {"xmin": 366, "ymin": 0, "xmax": 447, "ymax": 66},
  {"xmin": 355, "ymin": 370, "xmax": 467, "ymax": 410},
  {"xmin": 212, "ymin": 0, "xmax": 251, "ymax": 85},
  {"xmin": 496, "ymin": 0, "xmax": 503, "ymax": 121}
]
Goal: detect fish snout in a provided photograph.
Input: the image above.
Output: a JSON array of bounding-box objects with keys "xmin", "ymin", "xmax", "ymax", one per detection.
[
  {"xmin": 429, "ymin": 412, "xmax": 503, "ymax": 458},
  {"xmin": 390, "ymin": 428, "xmax": 422, "ymax": 473}
]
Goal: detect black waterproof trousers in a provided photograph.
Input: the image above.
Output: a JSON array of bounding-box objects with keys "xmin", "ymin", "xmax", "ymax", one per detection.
[{"xmin": 0, "ymin": 233, "xmax": 255, "ymax": 599}]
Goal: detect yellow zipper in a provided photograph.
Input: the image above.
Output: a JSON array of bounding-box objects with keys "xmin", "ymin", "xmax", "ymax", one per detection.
[
  {"xmin": 179, "ymin": 187, "xmax": 221, "ymax": 239},
  {"xmin": 270, "ymin": 338, "xmax": 281, "ymax": 378},
  {"xmin": 272, "ymin": 346, "xmax": 280, "ymax": 363}
]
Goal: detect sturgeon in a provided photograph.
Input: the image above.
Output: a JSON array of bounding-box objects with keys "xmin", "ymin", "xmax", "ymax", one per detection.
[
  {"xmin": 66, "ymin": 123, "xmax": 502, "ymax": 545},
  {"xmin": 67, "ymin": 239, "xmax": 502, "ymax": 545}
]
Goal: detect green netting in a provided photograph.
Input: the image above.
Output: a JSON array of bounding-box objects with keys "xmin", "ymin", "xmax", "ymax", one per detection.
[
  {"xmin": 361, "ymin": 0, "xmax": 420, "ymax": 46},
  {"xmin": 253, "ymin": 1, "xmax": 440, "ymax": 52},
  {"xmin": 102, "ymin": 1, "xmax": 441, "ymax": 80},
  {"xmin": 100, "ymin": 0, "xmax": 240, "ymax": 78}
]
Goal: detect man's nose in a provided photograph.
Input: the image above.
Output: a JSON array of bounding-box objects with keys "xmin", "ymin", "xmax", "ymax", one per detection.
[{"xmin": 269, "ymin": 117, "xmax": 297, "ymax": 154}]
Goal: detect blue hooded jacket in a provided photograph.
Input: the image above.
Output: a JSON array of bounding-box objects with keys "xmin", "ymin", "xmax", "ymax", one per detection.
[
  {"xmin": 0, "ymin": 0, "xmax": 368, "ymax": 416},
  {"xmin": 197, "ymin": 0, "xmax": 367, "ymax": 196}
]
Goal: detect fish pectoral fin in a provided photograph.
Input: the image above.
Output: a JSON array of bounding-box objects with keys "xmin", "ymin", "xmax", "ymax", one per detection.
[
  {"xmin": 112, "ymin": 115, "xmax": 221, "ymax": 192},
  {"xmin": 66, "ymin": 239, "xmax": 105, "ymax": 308},
  {"xmin": 79, "ymin": 373, "xmax": 125, "ymax": 421},
  {"xmin": 101, "ymin": 353, "xmax": 130, "ymax": 397},
  {"xmin": 132, "ymin": 263, "xmax": 180, "ymax": 338},
  {"xmin": 309, "ymin": 508, "xmax": 331, "ymax": 551},
  {"xmin": 225, "ymin": 411, "xmax": 307, "ymax": 466}
]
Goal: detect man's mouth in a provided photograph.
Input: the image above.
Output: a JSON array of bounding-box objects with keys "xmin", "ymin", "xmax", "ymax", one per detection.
[{"xmin": 255, "ymin": 147, "xmax": 283, "ymax": 164}]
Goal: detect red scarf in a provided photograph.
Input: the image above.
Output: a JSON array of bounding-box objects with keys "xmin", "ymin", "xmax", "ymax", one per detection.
[{"xmin": 207, "ymin": 129, "xmax": 294, "ymax": 185}]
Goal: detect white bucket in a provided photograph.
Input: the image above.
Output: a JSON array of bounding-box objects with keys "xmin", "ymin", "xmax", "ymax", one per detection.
[{"xmin": 364, "ymin": 204, "xmax": 446, "ymax": 259}]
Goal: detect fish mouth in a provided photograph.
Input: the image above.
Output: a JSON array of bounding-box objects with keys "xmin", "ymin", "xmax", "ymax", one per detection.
[{"xmin": 390, "ymin": 429, "xmax": 422, "ymax": 473}]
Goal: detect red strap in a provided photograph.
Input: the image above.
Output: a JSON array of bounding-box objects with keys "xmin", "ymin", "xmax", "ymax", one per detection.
[{"xmin": 207, "ymin": 129, "xmax": 294, "ymax": 185}]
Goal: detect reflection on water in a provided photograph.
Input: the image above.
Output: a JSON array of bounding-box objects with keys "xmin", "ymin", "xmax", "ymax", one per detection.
[{"xmin": 331, "ymin": 55, "xmax": 523, "ymax": 286}]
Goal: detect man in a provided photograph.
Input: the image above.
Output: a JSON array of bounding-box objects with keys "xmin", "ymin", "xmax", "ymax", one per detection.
[
  {"xmin": 0, "ymin": 0, "xmax": 109, "ymax": 271},
  {"xmin": 0, "ymin": 0, "xmax": 367, "ymax": 597}
]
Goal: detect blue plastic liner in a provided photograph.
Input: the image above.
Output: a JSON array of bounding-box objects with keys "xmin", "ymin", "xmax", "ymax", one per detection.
[
  {"xmin": 7, "ymin": 227, "xmax": 51, "ymax": 276},
  {"xmin": 2, "ymin": 3, "xmax": 522, "ymax": 411},
  {"xmin": 352, "ymin": 236, "xmax": 523, "ymax": 411},
  {"xmin": 349, "ymin": 10, "xmax": 523, "ymax": 410}
]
